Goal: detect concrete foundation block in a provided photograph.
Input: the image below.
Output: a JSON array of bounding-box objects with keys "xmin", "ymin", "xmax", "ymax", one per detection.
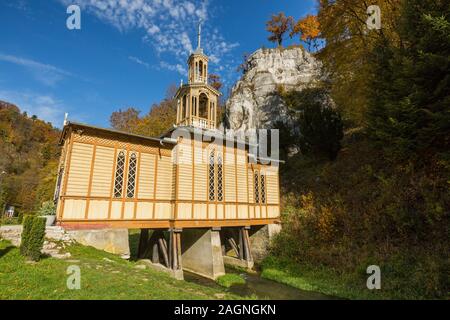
[
  {"xmin": 249, "ymin": 224, "xmax": 281, "ymax": 263},
  {"xmin": 67, "ymin": 228, "xmax": 130, "ymax": 259},
  {"xmin": 138, "ymin": 259, "xmax": 184, "ymax": 280},
  {"xmin": 181, "ymin": 229, "xmax": 225, "ymax": 280},
  {"xmin": 223, "ymin": 256, "xmax": 254, "ymax": 270}
]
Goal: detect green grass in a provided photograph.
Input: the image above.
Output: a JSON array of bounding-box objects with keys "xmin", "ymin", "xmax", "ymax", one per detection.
[
  {"xmin": 0, "ymin": 239, "xmax": 239, "ymax": 300},
  {"xmin": 260, "ymin": 256, "xmax": 389, "ymax": 300},
  {"xmin": 216, "ymin": 274, "xmax": 246, "ymax": 288}
]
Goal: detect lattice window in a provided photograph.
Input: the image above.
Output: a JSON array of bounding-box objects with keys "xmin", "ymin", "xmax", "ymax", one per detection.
[
  {"xmin": 126, "ymin": 152, "xmax": 137, "ymax": 198},
  {"xmin": 254, "ymin": 171, "xmax": 260, "ymax": 204},
  {"xmin": 217, "ymin": 152, "xmax": 223, "ymax": 202},
  {"xmin": 260, "ymin": 172, "xmax": 266, "ymax": 204},
  {"xmin": 208, "ymin": 150, "xmax": 215, "ymax": 201},
  {"xmin": 114, "ymin": 151, "xmax": 126, "ymax": 198}
]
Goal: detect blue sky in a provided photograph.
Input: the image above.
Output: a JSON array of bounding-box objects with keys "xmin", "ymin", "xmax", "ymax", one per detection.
[{"xmin": 0, "ymin": 0, "xmax": 317, "ymax": 128}]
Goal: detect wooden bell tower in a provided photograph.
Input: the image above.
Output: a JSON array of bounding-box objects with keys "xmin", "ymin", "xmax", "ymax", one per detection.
[{"xmin": 175, "ymin": 22, "xmax": 221, "ymax": 130}]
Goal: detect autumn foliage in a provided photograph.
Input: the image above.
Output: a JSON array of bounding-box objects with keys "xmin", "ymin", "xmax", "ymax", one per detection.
[
  {"xmin": 266, "ymin": 12, "xmax": 294, "ymax": 46},
  {"xmin": 290, "ymin": 14, "xmax": 321, "ymax": 51}
]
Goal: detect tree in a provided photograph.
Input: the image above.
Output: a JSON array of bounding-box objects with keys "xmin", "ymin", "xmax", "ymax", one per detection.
[
  {"xmin": 236, "ymin": 52, "xmax": 251, "ymax": 74},
  {"xmin": 290, "ymin": 15, "xmax": 321, "ymax": 51},
  {"xmin": 282, "ymin": 88, "xmax": 344, "ymax": 160},
  {"xmin": 109, "ymin": 107, "xmax": 140, "ymax": 133},
  {"xmin": 266, "ymin": 12, "xmax": 294, "ymax": 46},
  {"xmin": 367, "ymin": 0, "xmax": 450, "ymax": 159},
  {"xmin": 134, "ymin": 99, "xmax": 177, "ymax": 137},
  {"xmin": 208, "ymin": 74, "xmax": 223, "ymax": 91},
  {"xmin": 317, "ymin": 0, "xmax": 401, "ymax": 126}
]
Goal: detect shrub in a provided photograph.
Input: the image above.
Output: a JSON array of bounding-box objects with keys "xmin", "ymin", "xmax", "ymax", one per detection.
[
  {"xmin": 17, "ymin": 210, "xmax": 24, "ymax": 224},
  {"xmin": 20, "ymin": 215, "xmax": 34, "ymax": 256},
  {"xmin": 27, "ymin": 217, "xmax": 46, "ymax": 261},
  {"xmin": 20, "ymin": 215, "xmax": 46, "ymax": 261},
  {"xmin": 38, "ymin": 201, "xmax": 56, "ymax": 216}
]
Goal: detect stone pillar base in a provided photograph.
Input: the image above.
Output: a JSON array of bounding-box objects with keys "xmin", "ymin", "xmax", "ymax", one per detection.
[
  {"xmin": 223, "ymin": 256, "xmax": 254, "ymax": 270},
  {"xmin": 181, "ymin": 229, "xmax": 225, "ymax": 280},
  {"xmin": 67, "ymin": 228, "xmax": 130, "ymax": 259}
]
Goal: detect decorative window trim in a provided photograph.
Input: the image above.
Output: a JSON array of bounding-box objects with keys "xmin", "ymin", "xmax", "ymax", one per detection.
[
  {"xmin": 208, "ymin": 150, "xmax": 215, "ymax": 201},
  {"xmin": 260, "ymin": 172, "xmax": 266, "ymax": 204},
  {"xmin": 114, "ymin": 151, "xmax": 126, "ymax": 198},
  {"xmin": 254, "ymin": 170, "xmax": 260, "ymax": 204},
  {"xmin": 126, "ymin": 152, "xmax": 138, "ymax": 198},
  {"xmin": 217, "ymin": 152, "xmax": 223, "ymax": 202}
]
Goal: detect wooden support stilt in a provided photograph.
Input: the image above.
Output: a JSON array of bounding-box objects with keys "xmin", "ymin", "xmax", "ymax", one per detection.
[
  {"xmin": 176, "ymin": 232, "xmax": 182, "ymax": 270},
  {"xmin": 228, "ymin": 238, "xmax": 239, "ymax": 257},
  {"xmin": 137, "ymin": 229, "xmax": 149, "ymax": 258},
  {"xmin": 238, "ymin": 228, "xmax": 245, "ymax": 260},
  {"xmin": 158, "ymin": 237, "xmax": 170, "ymax": 267},
  {"xmin": 152, "ymin": 241, "xmax": 159, "ymax": 264},
  {"xmin": 168, "ymin": 231, "xmax": 173, "ymax": 269},
  {"xmin": 242, "ymin": 228, "xmax": 253, "ymax": 262}
]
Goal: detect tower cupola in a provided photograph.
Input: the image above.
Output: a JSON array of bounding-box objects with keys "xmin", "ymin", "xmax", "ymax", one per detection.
[{"xmin": 174, "ymin": 22, "xmax": 221, "ymax": 130}]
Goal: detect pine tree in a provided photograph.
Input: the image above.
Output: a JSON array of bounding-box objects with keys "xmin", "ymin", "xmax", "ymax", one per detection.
[{"xmin": 367, "ymin": 0, "xmax": 450, "ymax": 159}]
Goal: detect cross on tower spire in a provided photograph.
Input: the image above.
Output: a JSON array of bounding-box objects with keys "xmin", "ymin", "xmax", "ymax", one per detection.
[{"xmin": 197, "ymin": 20, "xmax": 203, "ymax": 52}]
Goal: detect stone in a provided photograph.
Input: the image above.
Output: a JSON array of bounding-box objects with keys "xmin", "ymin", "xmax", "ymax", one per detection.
[
  {"xmin": 134, "ymin": 264, "xmax": 147, "ymax": 270},
  {"xmin": 225, "ymin": 47, "xmax": 322, "ymax": 132},
  {"xmin": 67, "ymin": 228, "xmax": 130, "ymax": 259},
  {"xmin": 249, "ymin": 224, "xmax": 281, "ymax": 263},
  {"xmin": 181, "ymin": 229, "xmax": 225, "ymax": 280}
]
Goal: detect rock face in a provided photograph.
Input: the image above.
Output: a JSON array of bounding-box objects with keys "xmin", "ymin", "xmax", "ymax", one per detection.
[{"xmin": 226, "ymin": 47, "xmax": 321, "ymax": 131}]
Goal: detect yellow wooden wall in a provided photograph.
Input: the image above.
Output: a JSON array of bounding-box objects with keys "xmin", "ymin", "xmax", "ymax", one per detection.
[
  {"xmin": 60, "ymin": 136, "xmax": 174, "ymax": 221},
  {"xmin": 58, "ymin": 130, "xmax": 280, "ymax": 225}
]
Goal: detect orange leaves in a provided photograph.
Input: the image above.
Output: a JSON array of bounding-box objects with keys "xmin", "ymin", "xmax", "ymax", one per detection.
[
  {"xmin": 290, "ymin": 14, "xmax": 321, "ymax": 51},
  {"xmin": 266, "ymin": 12, "xmax": 294, "ymax": 46},
  {"xmin": 292, "ymin": 15, "xmax": 320, "ymax": 41},
  {"xmin": 265, "ymin": 12, "xmax": 321, "ymax": 51}
]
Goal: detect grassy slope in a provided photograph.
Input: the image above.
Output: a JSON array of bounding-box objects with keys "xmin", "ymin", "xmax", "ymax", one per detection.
[
  {"xmin": 0, "ymin": 240, "xmax": 238, "ymax": 300},
  {"xmin": 261, "ymin": 257, "xmax": 382, "ymax": 300}
]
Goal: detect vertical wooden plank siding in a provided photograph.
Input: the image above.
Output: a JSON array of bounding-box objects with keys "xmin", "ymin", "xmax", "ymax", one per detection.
[
  {"xmin": 206, "ymin": 145, "xmax": 210, "ymax": 219},
  {"xmin": 152, "ymin": 151, "xmax": 159, "ymax": 219},
  {"xmin": 107, "ymin": 144, "xmax": 118, "ymax": 220},
  {"xmin": 191, "ymin": 138, "xmax": 195, "ymax": 219},
  {"xmin": 84, "ymin": 144, "xmax": 97, "ymax": 219},
  {"xmin": 133, "ymin": 151, "xmax": 142, "ymax": 219},
  {"xmin": 174, "ymin": 147, "xmax": 179, "ymax": 220},
  {"xmin": 234, "ymin": 146, "xmax": 238, "ymax": 219},
  {"xmin": 245, "ymin": 149, "xmax": 250, "ymax": 219},
  {"xmin": 57, "ymin": 131, "xmax": 74, "ymax": 221}
]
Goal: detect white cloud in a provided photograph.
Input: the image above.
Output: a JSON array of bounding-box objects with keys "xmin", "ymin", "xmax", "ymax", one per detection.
[
  {"xmin": 129, "ymin": 56, "xmax": 150, "ymax": 68},
  {"xmin": 0, "ymin": 90, "xmax": 73, "ymax": 127},
  {"xmin": 56, "ymin": 0, "xmax": 238, "ymax": 75},
  {"xmin": 0, "ymin": 53, "xmax": 73, "ymax": 86},
  {"xmin": 159, "ymin": 61, "xmax": 186, "ymax": 75}
]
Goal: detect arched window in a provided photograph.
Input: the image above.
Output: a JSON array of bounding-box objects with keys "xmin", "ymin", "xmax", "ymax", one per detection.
[
  {"xmin": 199, "ymin": 60, "xmax": 203, "ymax": 79},
  {"xmin": 182, "ymin": 95, "xmax": 187, "ymax": 119},
  {"xmin": 208, "ymin": 150, "xmax": 215, "ymax": 201},
  {"xmin": 254, "ymin": 171, "xmax": 260, "ymax": 204},
  {"xmin": 114, "ymin": 151, "xmax": 126, "ymax": 198},
  {"xmin": 260, "ymin": 173, "xmax": 266, "ymax": 204},
  {"xmin": 126, "ymin": 153, "xmax": 137, "ymax": 198},
  {"xmin": 199, "ymin": 93, "xmax": 208, "ymax": 118},
  {"xmin": 217, "ymin": 152, "xmax": 223, "ymax": 202}
]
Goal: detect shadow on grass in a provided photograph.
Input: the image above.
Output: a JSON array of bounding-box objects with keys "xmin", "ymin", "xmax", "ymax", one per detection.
[
  {"xmin": 128, "ymin": 230, "xmax": 140, "ymax": 261},
  {"xmin": 0, "ymin": 245, "xmax": 15, "ymax": 259}
]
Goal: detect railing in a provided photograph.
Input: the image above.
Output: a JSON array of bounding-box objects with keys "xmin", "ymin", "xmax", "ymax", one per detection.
[
  {"xmin": 178, "ymin": 117, "xmax": 215, "ymax": 129},
  {"xmin": 194, "ymin": 76, "xmax": 206, "ymax": 84}
]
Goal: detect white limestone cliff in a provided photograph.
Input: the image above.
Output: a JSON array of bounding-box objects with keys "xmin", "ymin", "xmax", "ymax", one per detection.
[{"xmin": 225, "ymin": 46, "xmax": 321, "ymax": 131}]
